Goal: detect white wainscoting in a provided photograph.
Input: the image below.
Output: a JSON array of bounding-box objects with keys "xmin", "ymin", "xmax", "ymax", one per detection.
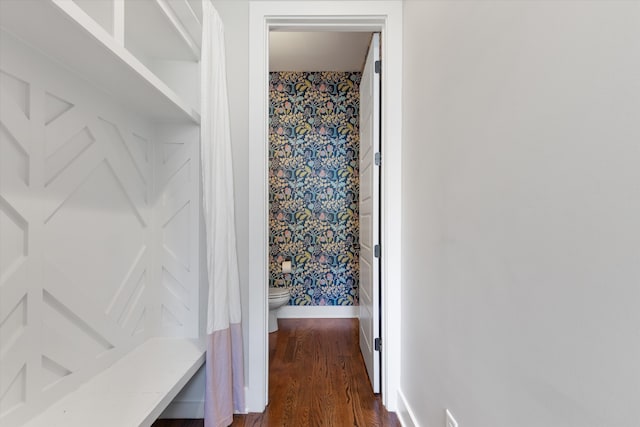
[
  {"xmin": 154, "ymin": 123, "xmax": 200, "ymax": 339},
  {"xmin": 0, "ymin": 32, "xmax": 200, "ymax": 426}
]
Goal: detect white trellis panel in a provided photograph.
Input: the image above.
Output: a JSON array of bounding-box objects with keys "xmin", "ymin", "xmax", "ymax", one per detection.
[{"xmin": 0, "ymin": 31, "xmax": 200, "ymax": 426}]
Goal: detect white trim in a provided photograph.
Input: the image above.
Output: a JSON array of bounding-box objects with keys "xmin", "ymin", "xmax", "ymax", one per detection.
[
  {"xmin": 248, "ymin": 0, "xmax": 269, "ymax": 410},
  {"xmin": 277, "ymin": 306, "xmax": 359, "ymax": 319},
  {"xmin": 378, "ymin": 2, "xmax": 403, "ymax": 412},
  {"xmin": 248, "ymin": 0, "xmax": 402, "ymax": 413},
  {"xmin": 397, "ymin": 388, "xmax": 420, "ymax": 427}
]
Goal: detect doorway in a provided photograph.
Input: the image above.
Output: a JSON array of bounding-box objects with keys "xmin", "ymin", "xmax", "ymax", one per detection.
[
  {"xmin": 247, "ymin": 1, "xmax": 403, "ymax": 413},
  {"xmin": 267, "ymin": 30, "xmax": 371, "ymax": 312},
  {"xmin": 267, "ymin": 29, "xmax": 380, "ymax": 391}
]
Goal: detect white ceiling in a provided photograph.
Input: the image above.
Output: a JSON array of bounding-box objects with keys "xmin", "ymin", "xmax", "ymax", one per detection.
[{"xmin": 269, "ymin": 32, "xmax": 373, "ymax": 72}]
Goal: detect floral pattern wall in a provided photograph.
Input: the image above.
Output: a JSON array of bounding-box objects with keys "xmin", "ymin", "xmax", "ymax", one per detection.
[{"xmin": 269, "ymin": 71, "xmax": 361, "ymax": 306}]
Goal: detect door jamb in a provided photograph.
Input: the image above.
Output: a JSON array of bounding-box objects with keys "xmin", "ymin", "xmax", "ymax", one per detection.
[{"xmin": 247, "ymin": 1, "xmax": 403, "ymax": 413}]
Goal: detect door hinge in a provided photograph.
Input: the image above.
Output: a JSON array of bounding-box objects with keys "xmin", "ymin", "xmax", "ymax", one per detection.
[
  {"xmin": 375, "ymin": 60, "xmax": 381, "ymax": 74},
  {"xmin": 374, "ymin": 337, "xmax": 382, "ymax": 352},
  {"xmin": 374, "ymin": 244, "xmax": 380, "ymax": 258},
  {"xmin": 374, "ymin": 152, "xmax": 381, "ymax": 166}
]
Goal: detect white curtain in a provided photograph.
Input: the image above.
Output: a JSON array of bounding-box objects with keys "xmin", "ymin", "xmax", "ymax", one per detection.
[{"xmin": 200, "ymin": 2, "xmax": 245, "ymax": 426}]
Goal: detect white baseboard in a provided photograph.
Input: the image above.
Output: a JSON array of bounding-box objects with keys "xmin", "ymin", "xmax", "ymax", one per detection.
[
  {"xmin": 397, "ymin": 388, "xmax": 419, "ymax": 427},
  {"xmin": 277, "ymin": 305, "xmax": 358, "ymax": 318},
  {"xmin": 159, "ymin": 400, "xmax": 204, "ymax": 419}
]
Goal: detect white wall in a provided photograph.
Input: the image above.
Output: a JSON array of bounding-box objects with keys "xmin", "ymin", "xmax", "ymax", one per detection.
[
  {"xmin": 400, "ymin": 1, "xmax": 640, "ymax": 426},
  {"xmin": 0, "ymin": 31, "xmax": 201, "ymax": 426}
]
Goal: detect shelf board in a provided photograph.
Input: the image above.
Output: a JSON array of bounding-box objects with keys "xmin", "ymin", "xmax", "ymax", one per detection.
[
  {"xmin": 23, "ymin": 338, "xmax": 206, "ymax": 427},
  {"xmin": 0, "ymin": 0, "xmax": 200, "ymax": 124}
]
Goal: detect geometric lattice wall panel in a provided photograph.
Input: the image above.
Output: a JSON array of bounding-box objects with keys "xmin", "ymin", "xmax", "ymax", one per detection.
[
  {"xmin": 0, "ymin": 295, "xmax": 27, "ymax": 357},
  {"xmin": 41, "ymin": 355, "xmax": 72, "ymax": 392},
  {"xmin": 155, "ymin": 124, "xmax": 200, "ymax": 338},
  {"xmin": 99, "ymin": 117, "xmax": 150, "ymax": 208},
  {"xmin": 0, "ymin": 32, "xmax": 156, "ymax": 426},
  {"xmin": 0, "ymin": 296, "xmax": 28, "ymax": 418},
  {"xmin": 42, "ymin": 289, "xmax": 114, "ymax": 373},
  {"xmin": 0, "ymin": 267, "xmax": 30, "ymax": 419},
  {"xmin": 0, "ymin": 364, "xmax": 26, "ymax": 418},
  {"xmin": 0, "ymin": 51, "xmax": 33, "ymax": 425},
  {"xmin": 0, "ymin": 71, "xmax": 30, "ymax": 286},
  {"xmin": 0, "ymin": 70, "xmax": 30, "ymax": 119},
  {"xmin": 0, "ymin": 70, "xmax": 32, "ymax": 425},
  {"xmin": 44, "ymin": 122, "xmax": 95, "ymax": 186},
  {"xmin": 105, "ymin": 247, "xmax": 148, "ymax": 336},
  {"xmin": 44, "ymin": 92, "xmax": 73, "ymax": 125},
  {"xmin": 163, "ymin": 200, "xmax": 191, "ymax": 270},
  {"xmin": 0, "ymin": 109, "xmax": 29, "ymax": 189},
  {"xmin": 44, "ymin": 160, "xmax": 147, "ymax": 310},
  {"xmin": 0, "ymin": 197, "xmax": 28, "ymax": 285}
]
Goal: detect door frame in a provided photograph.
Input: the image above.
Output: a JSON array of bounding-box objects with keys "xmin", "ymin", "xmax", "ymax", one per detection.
[{"xmin": 247, "ymin": 0, "xmax": 403, "ymax": 413}]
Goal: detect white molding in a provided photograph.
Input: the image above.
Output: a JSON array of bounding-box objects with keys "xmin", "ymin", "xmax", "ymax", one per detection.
[
  {"xmin": 248, "ymin": 0, "xmax": 403, "ymax": 414},
  {"xmin": 378, "ymin": 2, "xmax": 404, "ymax": 413},
  {"xmin": 277, "ymin": 306, "xmax": 359, "ymax": 319},
  {"xmin": 248, "ymin": 2, "xmax": 270, "ymax": 412},
  {"xmin": 397, "ymin": 388, "xmax": 419, "ymax": 427}
]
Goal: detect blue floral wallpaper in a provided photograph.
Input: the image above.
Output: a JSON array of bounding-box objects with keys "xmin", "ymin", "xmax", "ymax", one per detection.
[{"xmin": 269, "ymin": 71, "xmax": 361, "ymax": 306}]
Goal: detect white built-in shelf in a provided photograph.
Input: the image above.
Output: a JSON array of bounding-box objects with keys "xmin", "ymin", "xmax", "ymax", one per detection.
[
  {"xmin": 23, "ymin": 338, "xmax": 206, "ymax": 427},
  {"xmin": 0, "ymin": 0, "xmax": 201, "ymax": 124},
  {"xmin": 125, "ymin": 0, "xmax": 201, "ymax": 62}
]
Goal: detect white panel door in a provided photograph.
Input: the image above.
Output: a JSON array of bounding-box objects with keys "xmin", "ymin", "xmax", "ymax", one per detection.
[{"xmin": 359, "ymin": 33, "xmax": 380, "ymax": 393}]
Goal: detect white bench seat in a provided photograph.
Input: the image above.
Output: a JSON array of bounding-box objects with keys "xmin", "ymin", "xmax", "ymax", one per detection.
[{"xmin": 23, "ymin": 338, "xmax": 206, "ymax": 427}]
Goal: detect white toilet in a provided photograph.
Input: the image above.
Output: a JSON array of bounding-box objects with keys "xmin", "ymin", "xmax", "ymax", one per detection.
[{"xmin": 268, "ymin": 287, "xmax": 291, "ymax": 333}]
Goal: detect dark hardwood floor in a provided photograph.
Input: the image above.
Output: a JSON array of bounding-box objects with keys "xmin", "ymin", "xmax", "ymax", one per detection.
[{"xmin": 152, "ymin": 318, "xmax": 399, "ymax": 426}]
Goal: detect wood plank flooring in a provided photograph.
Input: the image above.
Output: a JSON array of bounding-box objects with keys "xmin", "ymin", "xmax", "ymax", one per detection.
[{"xmin": 152, "ymin": 318, "xmax": 399, "ymax": 427}]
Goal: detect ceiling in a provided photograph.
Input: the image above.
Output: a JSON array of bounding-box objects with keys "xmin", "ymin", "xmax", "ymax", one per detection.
[{"xmin": 269, "ymin": 31, "xmax": 373, "ymax": 72}]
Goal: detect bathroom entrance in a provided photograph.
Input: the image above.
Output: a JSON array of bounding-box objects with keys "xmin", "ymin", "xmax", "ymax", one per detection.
[
  {"xmin": 247, "ymin": 1, "xmax": 402, "ymax": 412},
  {"xmin": 267, "ymin": 30, "xmax": 381, "ymax": 392}
]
